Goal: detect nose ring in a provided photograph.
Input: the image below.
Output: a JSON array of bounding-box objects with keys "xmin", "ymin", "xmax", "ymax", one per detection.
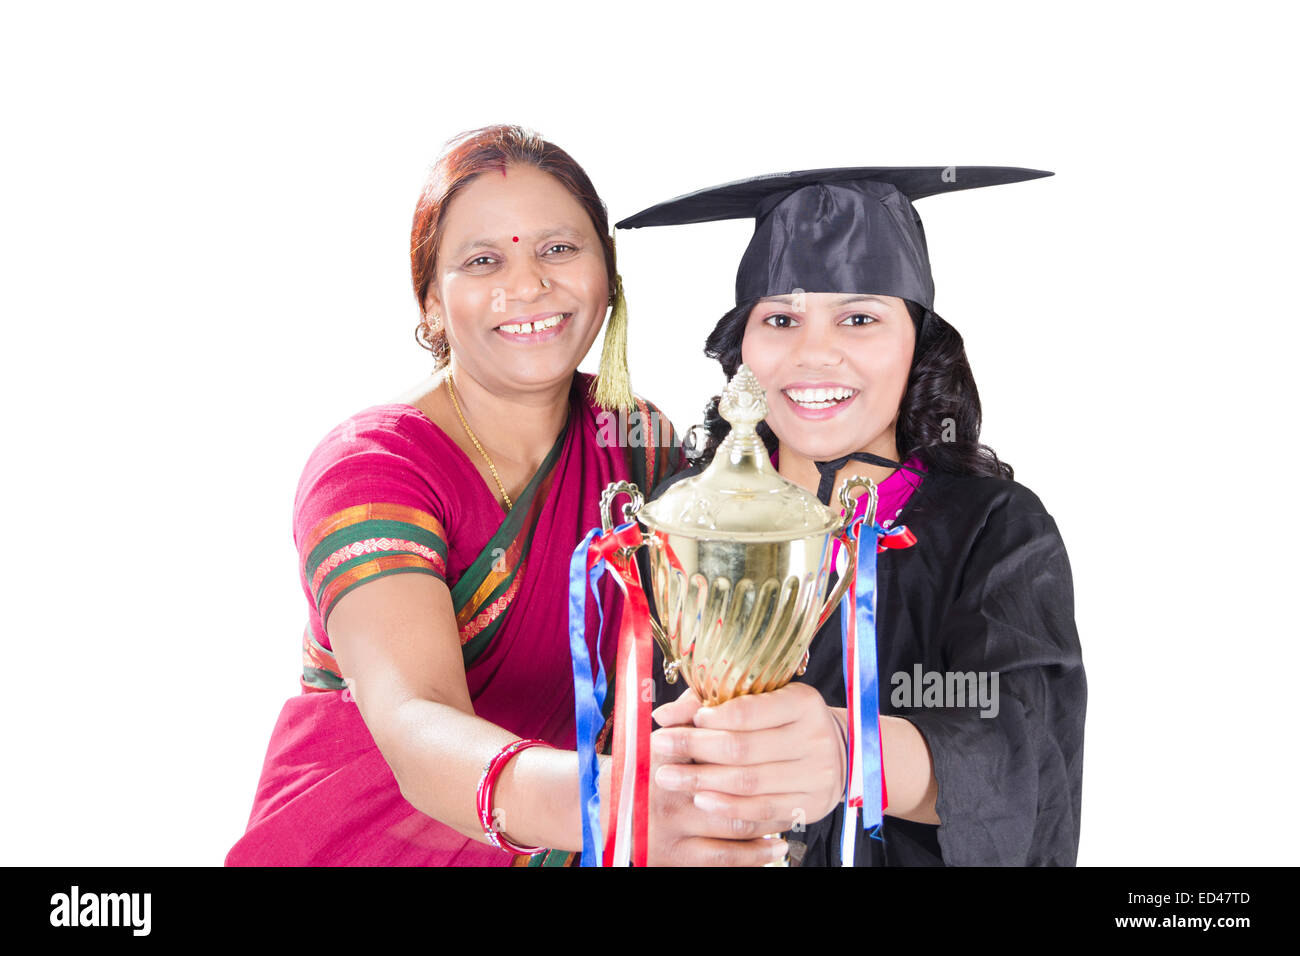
[{"xmin": 541, "ymin": 277, "xmax": 551, "ymax": 289}]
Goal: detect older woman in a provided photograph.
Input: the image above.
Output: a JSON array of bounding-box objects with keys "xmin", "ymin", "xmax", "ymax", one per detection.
[
  {"xmin": 226, "ymin": 126, "xmax": 787, "ymax": 866},
  {"xmin": 622, "ymin": 167, "xmax": 1087, "ymax": 866}
]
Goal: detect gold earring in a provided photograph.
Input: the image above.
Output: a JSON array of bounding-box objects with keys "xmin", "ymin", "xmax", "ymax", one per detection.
[
  {"xmin": 415, "ymin": 315, "xmax": 449, "ymax": 364},
  {"xmin": 415, "ymin": 319, "xmax": 434, "ymax": 348}
]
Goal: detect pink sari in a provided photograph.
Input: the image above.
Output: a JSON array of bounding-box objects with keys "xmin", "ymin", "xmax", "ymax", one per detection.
[{"xmin": 227, "ymin": 373, "xmax": 685, "ymax": 866}]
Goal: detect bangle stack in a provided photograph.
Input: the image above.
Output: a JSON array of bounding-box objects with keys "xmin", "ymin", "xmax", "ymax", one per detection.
[{"xmin": 476, "ymin": 738, "xmax": 551, "ymax": 855}]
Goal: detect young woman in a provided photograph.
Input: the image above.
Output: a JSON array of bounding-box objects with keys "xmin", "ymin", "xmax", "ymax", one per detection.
[
  {"xmin": 622, "ymin": 167, "xmax": 1087, "ymax": 866},
  {"xmin": 226, "ymin": 126, "xmax": 787, "ymax": 867}
]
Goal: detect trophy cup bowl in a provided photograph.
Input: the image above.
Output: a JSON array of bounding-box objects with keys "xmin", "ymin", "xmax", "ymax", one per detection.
[{"xmin": 600, "ymin": 363, "xmax": 877, "ymax": 709}]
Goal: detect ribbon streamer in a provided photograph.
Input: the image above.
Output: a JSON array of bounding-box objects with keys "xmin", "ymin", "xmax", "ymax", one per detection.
[
  {"xmin": 568, "ymin": 528, "xmax": 609, "ymax": 866},
  {"xmin": 839, "ymin": 518, "xmax": 915, "ymax": 866},
  {"xmin": 568, "ymin": 522, "xmax": 652, "ymax": 867}
]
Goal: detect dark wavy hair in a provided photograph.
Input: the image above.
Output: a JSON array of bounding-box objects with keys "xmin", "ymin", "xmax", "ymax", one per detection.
[{"xmin": 687, "ymin": 298, "xmax": 1013, "ymax": 480}]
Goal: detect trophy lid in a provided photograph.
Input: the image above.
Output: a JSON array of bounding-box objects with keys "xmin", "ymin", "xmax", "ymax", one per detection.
[{"xmin": 639, "ymin": 365, "xmax": 842, "ymax": 541}]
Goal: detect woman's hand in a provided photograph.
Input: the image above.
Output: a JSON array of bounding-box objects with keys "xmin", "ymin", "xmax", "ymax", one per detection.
[
  {"xmin": 650, "ymin": 683, "xmax": 847, "ymax": 834},
  {"xmin": 644, "ymin": 688, "xmax": 792, "ymax": 866}
]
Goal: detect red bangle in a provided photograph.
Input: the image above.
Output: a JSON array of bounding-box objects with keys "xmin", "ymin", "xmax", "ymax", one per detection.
[{"xmin": 476, "ymin": 738, "xmax": 551, "ymax": 855}]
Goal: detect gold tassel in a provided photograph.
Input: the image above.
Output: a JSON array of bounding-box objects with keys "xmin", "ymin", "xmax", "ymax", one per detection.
[{"xmin": 589, "ymin": 235, "xmax": 635, "ymax": 412}]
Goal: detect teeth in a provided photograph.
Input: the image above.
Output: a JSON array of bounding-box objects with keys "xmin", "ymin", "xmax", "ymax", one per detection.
[
  {"xmin": 783, "ymin": 386, "xmax": 856, "ymax": 408},
  {"xmin": 499, "ymin": 313, "xmax": 566, "ymax": 335}
]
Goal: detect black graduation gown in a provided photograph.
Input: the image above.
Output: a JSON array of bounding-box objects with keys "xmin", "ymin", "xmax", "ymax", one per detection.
[{"xmin": 646, "ymin": 465, "xmax": 1086, "ymax": 867}]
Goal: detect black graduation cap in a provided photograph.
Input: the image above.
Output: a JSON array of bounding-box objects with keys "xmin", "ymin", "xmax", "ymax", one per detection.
[{"xmin": 615, "ymin": 166, "xmax": 1053, "ymax": 310}]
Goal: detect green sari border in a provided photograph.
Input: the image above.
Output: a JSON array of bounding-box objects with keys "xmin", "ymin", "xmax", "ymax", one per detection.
[{"xmin": 452, "ymin": 407, "xmax": 572, "ymax": 667}]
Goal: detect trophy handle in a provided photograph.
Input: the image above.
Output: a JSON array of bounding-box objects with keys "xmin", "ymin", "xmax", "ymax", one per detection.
[
  {"xmin": 837, "ymin": 474, "xmax": 877, "ymax": 529},
  {"xmin": 814, "ymin": 476, "xmax": 876, "ymax": 630},
  {"xmin": 600, "ymin": 480, "xmax": 644, "ymax": 534},
  {"xmin": 816, "ymin": 535, "xmax": 859, "ymax": 630},
  {"xmin": 649, "ymin": 617, "xmax": 680, "ymax": 684},
  {"xmin": 599, "ymin": 480, "xmax": 645, "ymax": 568},
  {"xmin": 598, "ymin": 481, "xmax": 680, "ymax": 682}
]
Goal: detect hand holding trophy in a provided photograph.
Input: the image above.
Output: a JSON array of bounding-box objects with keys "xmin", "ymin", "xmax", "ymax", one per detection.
[{"xmin": 568, "ymin": 364, "xmax": 914, "ymax": 866}]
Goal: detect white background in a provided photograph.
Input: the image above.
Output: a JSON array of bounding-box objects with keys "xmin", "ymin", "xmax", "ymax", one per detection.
[{"xmin": 2, "ymin": 1, "xmax": 1295, "ymax": 866}]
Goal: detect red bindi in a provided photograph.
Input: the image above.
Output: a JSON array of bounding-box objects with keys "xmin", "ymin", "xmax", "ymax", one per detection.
[{"xmin": 512, "ymin": 236, "xmax": 519, "ymax": 242}]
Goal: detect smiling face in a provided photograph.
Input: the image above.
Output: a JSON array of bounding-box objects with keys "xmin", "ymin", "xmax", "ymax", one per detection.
[
  {"xmin": 740, "ymin": 292, "xmax": 916, "ymax": 463},
  {"xmin": 423, "ymin": 164, "xmax": 610, "ymax": 397}
]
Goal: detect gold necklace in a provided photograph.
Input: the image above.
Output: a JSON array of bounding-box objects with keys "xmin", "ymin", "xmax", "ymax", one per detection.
[{"xmin": 445, "ymin": 373, "xmax": 512, "ymax": 511}]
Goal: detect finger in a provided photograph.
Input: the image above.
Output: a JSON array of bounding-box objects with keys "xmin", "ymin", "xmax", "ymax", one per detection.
[
  {"xmin": 691, "ymin": 684, "xmax": 817, "ymax": 731},
  {"xmin": 651, "ymin": 720, "xmax": 811, "ymax": 765},
  {"xmin": 662, "ymin": 797, "xmax": 793, "ymax": 841},
  {"xmin": 655, "ymin": 758, "xmax": 806, "ymax": 799},
  {"xmin": 691, "ymin": 789, "xmax": 814, "ymax": 829},
  {"xmin": 650, "ymin": 730, "xmax": 694, "ymax": 767},
  {"xmin": 651, "ymin": 686, "xmax": 703, "ymax": 728},
  {"xmin": 670, "ymin": 835, "xmax": 790, "ymax": 867},
  {"xmin": 699, "ymin": 813, "xmax": 795, "ymax": 841}
]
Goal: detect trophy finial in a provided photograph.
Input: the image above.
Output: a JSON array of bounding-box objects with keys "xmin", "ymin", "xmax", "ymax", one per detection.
[
  {"xmin": 719, "ymin": 364, "xmax": 768, "ymax": 429},
  {"xmin": 641, "ymin": 361, "xmax": 839, "ymax": 537}
]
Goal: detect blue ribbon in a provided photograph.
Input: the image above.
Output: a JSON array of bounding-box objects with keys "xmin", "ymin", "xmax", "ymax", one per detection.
[
  {"xmin": 569, "ymin": 527, "xmax": 609, "ymax": 866},
  {"xmin": 840, "ymin": 518, "xmax": 887, "ymax": 859}
]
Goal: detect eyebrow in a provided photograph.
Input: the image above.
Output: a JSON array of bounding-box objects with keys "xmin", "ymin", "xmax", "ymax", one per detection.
[
  {"xmin": 762, "ymin": 294, "xmax": 892, "ymax": 308},
  {"xmin": 450, "ymin": 226, "xmax": 584, "ymax": 259}
]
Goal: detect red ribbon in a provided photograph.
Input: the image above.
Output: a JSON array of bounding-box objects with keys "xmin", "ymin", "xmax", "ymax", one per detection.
[
  {"xmin": 587, "ymin": 522, "xmax": 643, "ymax": 569},
  {"xmin": 588, "ymin": 523, "xmax": 652, "ymax": 867},
  {"xmin": 877, "ymin": 526, "xmax": 917, "ymax": 551}
]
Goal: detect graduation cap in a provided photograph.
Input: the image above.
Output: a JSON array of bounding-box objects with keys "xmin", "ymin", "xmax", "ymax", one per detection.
[
  {"xmin": 615, "ymin": 166, "xmax": 1053, "ymax": 311},
  {"xmin": 618, "ymin": 166, "xmax": 1053, "ymax": 503}
]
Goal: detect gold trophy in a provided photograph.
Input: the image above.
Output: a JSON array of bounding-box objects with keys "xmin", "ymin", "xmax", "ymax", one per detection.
[{"xmin": 598, "ymin": 364, "xmax": 875, "ymax": 863}]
